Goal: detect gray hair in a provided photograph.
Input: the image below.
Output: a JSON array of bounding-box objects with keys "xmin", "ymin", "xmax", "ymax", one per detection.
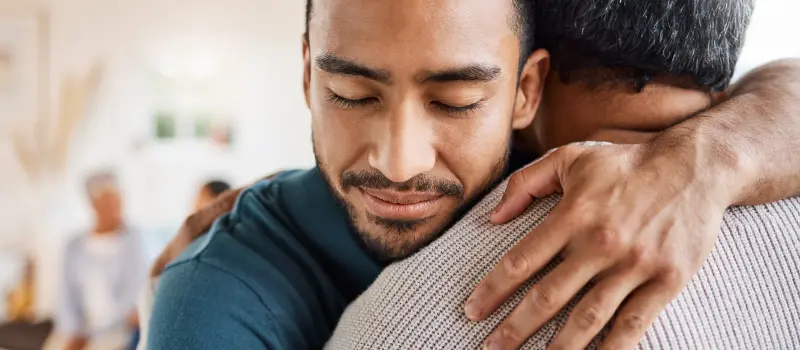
[
  {"xmin": 536, "ymin": 0, "xmax": 755, "ymax": 91},
  {"xmin": 84, "ymin": 170, "xmax": 118, "ymax": 198}
]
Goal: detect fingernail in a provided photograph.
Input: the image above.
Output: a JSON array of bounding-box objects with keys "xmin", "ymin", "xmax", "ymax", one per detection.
[
  {"xmin": 465, "ymin": 298, "xmax": 481, "ymax": 320},
  {"xmin": 483, "ymin": 340, "xmax": 500, "ymax": 350},
  {"xmin": 491, "ymin": 202, "xmax": 504, "ymax": 217}
]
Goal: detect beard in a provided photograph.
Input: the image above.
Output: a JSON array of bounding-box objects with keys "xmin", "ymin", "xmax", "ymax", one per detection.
[{"xmin": 313, "ymin": 134, "xmax": 511, "ymax": 263}]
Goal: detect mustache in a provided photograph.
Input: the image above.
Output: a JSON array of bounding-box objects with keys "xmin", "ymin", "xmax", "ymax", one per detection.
[{"xmin": 341, "ymin": 170, "xmax": 464, "ymax": 199}]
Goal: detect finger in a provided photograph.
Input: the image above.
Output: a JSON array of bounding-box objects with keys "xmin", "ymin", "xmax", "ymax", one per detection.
[
  {"xmin": 466, "ymin": 209, "xmax": 573, "ymax": 320},
  {"xmin": 492, "ymin": 145, "xmax": 588, "ymax": 225},
  {"xmin": 549, "ymin": 273, "xmax": 646, "ymax": 350},
  {"xmin": 491, "ymin": 151, "xmax": 563, "ymax": 224},
  {"xmin": 482, "ymin": 257, "xmax": 602, "ymax": 350},
  {"xmin": 600, "ymin": 280, "xmax": 678, "ymax": 350}
]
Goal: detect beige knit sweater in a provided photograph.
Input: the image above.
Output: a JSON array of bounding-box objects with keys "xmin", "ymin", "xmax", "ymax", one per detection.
[{"xmin": 328, "ymin": 180, "xmax": 800, "ymax": 349}]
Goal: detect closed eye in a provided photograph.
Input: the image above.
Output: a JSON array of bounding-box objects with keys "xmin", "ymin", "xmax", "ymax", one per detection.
[
  {"xmin": 432, "ymin": 100, "xmax": 484, "ymax": 117},
  {"xmin": 326, "ymin": 90, "xmax": 378, "ymax": 109}
]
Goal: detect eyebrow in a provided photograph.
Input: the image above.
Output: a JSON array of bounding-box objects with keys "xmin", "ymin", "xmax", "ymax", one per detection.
[
  {"xmin": 315, "ymin": 54, "xmax": 391, "ymax": 83},
  {"xmin": 423, "ymin": 65, "xmax": 502, "ymax": 83}
]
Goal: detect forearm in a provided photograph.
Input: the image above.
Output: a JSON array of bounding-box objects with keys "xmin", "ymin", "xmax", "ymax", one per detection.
[{"xmin": 656, "ymin": 59, "xmax": 800, "ymax": 206}]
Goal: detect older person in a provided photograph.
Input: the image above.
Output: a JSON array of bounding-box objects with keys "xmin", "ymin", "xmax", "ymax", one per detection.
[{"xmin": 56, "ymin": 171, "xmax": 146, "ymax": 350}]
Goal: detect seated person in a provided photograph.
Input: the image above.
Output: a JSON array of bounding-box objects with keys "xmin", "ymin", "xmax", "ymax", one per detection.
[
  {"xmin": 327, "ymin": 0, "xmax": 800, "ymax": 349},
  {"xmin": 145, "ymin": 0, "xmax": 800, "ymax": 349},
  {"xmin": 56, "ymin": 171, "xmax": 146, "ymax": 350}
]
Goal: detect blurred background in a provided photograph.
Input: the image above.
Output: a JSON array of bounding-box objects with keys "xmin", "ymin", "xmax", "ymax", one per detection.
[{"xmin": 0, "ymin": 0, "xmax": 797, "ymax": 348}]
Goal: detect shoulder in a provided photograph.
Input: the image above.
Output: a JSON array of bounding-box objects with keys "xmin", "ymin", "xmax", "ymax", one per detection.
[
  {"xmin": 151, "ymin": 229, "xmax": 303, "ymax": 349},
  {"xmin": 151, "ymin": 168, "xmax": 343, "ymax": 349},
  {"xmin": 331, "ymin": 184, "xmax": 562, "ymax": 349},
  {"xmin": 149, "ymin": 255, "xmax": 278, "ymax": 349}
]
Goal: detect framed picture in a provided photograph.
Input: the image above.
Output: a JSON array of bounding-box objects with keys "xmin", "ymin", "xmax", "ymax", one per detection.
[
  {"xmin": 153, "ymin": 110, "xmax": 177, "ymax": 140},
  {"xmin": 0, "ymin": 7, "xmax": 48, "ymax": 127}
]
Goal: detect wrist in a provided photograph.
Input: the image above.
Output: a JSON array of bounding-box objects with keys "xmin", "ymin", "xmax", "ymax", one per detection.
[{"xmin": 649, "ymin": 115, "xmax": 759, "ymax": 207}]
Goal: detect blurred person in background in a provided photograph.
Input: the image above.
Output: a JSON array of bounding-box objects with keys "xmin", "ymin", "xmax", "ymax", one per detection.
[
  {"xmin": 193, "ymin": 180, "xmax": 232, "ymax": 212},
  {"xmin": 53, "ymin": 171, "xmax": 146, "ymax": 350},
  {"xmin": 0, "ymin": 258, "xmax": 54, "ymax": 350}
]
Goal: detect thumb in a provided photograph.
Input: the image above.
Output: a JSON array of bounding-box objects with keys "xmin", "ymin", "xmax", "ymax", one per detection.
[{"xmin": 491, "ymin": 148, "xmax": 569, "ymax": 224}]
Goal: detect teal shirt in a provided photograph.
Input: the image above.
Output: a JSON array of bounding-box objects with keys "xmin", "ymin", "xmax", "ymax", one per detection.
[{"xmin": 148, "ymin": 168, "xmax": 382, "ymax": 349}]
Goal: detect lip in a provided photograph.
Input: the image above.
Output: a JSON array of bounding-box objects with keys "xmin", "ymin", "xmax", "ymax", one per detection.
[{"xmin": 359, "ymin": 188, "xmax": 444, "ymax": 220}]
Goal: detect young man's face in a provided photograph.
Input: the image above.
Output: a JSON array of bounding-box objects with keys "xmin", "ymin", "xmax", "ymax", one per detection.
[{"xmin": 305, "ymin": 0, "xmax": 545, "ymax": 260}]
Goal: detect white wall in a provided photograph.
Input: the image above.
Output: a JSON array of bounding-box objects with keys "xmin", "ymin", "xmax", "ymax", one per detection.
[
  {"xmin": 735, "ymin": 0, "xmax": 800, "ymax": 78},
  {"xmin": 52, "ymin": 0, "xmax": 313, "ymax": 228}
]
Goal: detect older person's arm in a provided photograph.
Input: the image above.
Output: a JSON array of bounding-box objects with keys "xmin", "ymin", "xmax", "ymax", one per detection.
[
  {"xmin": 469, "ymin": 59, "xmax": 800, "ymax": 350},
  {"xmin": 698, "ymin": 58, "xmax": 800, "ymax": 203}
]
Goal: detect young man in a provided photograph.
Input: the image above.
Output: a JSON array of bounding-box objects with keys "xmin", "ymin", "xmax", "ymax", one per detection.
[
  {"xmin": 148, "ymin": 0, "xmax": 800, "ymax": 349},
  {"xmin": 149, "ymin": 0, "xmax": 545, "ymax": 348},
  {"xmin": 328, "ymin": 1, "xmax": 799, "ymax": 349}
]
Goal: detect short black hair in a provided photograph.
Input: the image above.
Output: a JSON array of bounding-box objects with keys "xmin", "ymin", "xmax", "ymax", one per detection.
[
  {"xmin": 203, "ymin": 180, "xmax": 232, "ymax": 198},
  {"xmin": 536, "ymin": 0, "xmax": 754, "ymax": 91},
  {"xmin": 304, "ymin": 0, "xmax": 537, "ymax": 69}
]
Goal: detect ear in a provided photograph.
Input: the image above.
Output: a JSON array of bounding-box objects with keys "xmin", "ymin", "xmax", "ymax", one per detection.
[
  {"xmin": 302, "ymin": 35, "xmax": 312, "ymax": 108},
  {"xmin": 512, "ymin": 49, "xmax": 550, "ymax": 130}
]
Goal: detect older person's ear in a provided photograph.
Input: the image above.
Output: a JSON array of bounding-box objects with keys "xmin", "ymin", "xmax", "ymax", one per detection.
[{"xmin": 512, "ymin": 49, "xmax": 550, "ymax": 130}]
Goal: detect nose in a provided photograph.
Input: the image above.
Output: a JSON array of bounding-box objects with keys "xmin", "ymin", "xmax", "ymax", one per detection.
[{"xmin": 368, "ymin": 102, "xmax": 436, "ymax": 183}]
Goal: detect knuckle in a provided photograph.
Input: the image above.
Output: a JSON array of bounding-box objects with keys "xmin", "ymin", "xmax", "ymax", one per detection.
[
  {"xmin": 507, "ymin": 171, "xmax": 528, "ymax": 190},
  {"xmin": 660, "ymin": 266, "xmax": 690, "ymax": 285},
  {"xmin": 500, "ymin": 325, "xmax": 522, "ymax": 343},
  {"xmin": 627, "ymin": 244, "xmax": 649, "ymax": 266},
  {"xmin": 618, "ymin": 313, "xmax": 647, "ymax": 333},
  {"xmin": 506, "ymin": 167, "xmax": 529, "ymax": 193},
  {"xmin": 574, "ymin": 305, "xmax": 604, "ymax": 330},
  {"xmin": 529, "ymin": 285, "xmax": 558, "ymax": 312},
  {"xmin": 594, "ymin": 226, "xmax": 626, "ymax": 253},
  {"xmin": 502, "ymin": 252, "xmax": 531, "ymax": 280}
]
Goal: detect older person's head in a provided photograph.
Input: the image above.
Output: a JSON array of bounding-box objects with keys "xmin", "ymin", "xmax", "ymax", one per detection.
[
  {"xmin": 519, "ymin": 0, "xmax": 754, "ymax": 153},
  {"xmin": 305, "ymin": 0, "xmax": 548, "ymax": 261},
  {"xmin": 85, "ymin": 170, "xmax": 123, "ymax": 233}
]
